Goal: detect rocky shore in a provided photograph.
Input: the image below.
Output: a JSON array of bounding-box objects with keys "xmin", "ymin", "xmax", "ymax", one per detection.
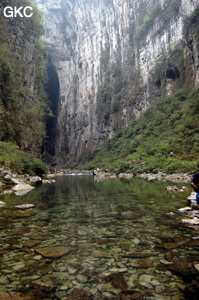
[
  {"xmin": 89, "ymin": 169, "xmax": 191, "ymax": 183},
  {"xmin": 0, "ymin": 167, "xmax": 56, "ymax": 197},
  {"xmin": 0, "ymin": 167, "xmax": 192, "ymax": 197}
]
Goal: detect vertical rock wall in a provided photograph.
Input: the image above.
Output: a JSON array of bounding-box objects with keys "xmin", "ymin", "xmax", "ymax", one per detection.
[{"xmin": 36, "ymin": 0, "xmax": 199, "ymax": 166}]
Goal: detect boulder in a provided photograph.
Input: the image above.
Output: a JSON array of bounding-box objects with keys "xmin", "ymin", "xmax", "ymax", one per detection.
[{"xmin": 12, "ymin": 183, "xmax": 34, "ymax": 192}]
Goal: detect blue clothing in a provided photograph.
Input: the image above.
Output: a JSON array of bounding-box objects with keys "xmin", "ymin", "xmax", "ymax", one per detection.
[{"xmin": 196, "ymin": 193, "xmax": 199, "ymax": 205}]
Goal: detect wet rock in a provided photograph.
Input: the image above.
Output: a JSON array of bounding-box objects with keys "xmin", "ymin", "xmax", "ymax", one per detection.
[
  {"xmin": 13, "ymin": 263, "xmax": 25, "ymax": 271},
  {"xmin": 33, "ymin": 280, "xmax": 56, "ymax": 292},
  {"xmin": 194, "ymin": 263, "xmax": 199, "ymax": 272},
  {"xmin": 123, "ymin": 253, "xmax": 151, "ymax": 259},
  {"xmin": 16, "ymin": 210, "xmax": 35, "ymax": 218},
  {"xmin": 4, "ymin": 174, "xmax": 12, "ymax": 181},
  {"xmin": 138, "ymin": 259, "xmax": 153, "ymax": 268},
  {"xmin": 93, "ymin": 250, "xmax": 111, "ymax": 258},
  {"xmin": 28, "ymin": 176, "xmax": 42, "ymax": 183},
  {"xmin": 119, "ymin": 291, "xmax": 143, "ymax": 299},
  {"xmin": 42, "ymin": 179, "xmax": 56, "ymax": 184},
  {"xmin": 109, "ymin": 267, "xmax": 127, "ymax": 273},
  {"xmin": 163, "ymin": 242, "xmax": 179, "ymax": 250},
  {"xmin": 2, "ymin": 190, "xmax": 13, "ymax": 195},
  {"xmin": 168, "ymin": 258, "xmax": 197, "ymax": 276},
  {"xmin": 15, "ymin": 204, "xmax": 34, "ymax": 209},
  {"xmin": 182, "ymin": 218, "xmax": 199, "ymax": 225},
  {"xmin": 23, "ymin": 240, "xmax": 41, "ymax": 248},
  {"xmin": 0, "ymin": 275, "xmax": 9, "ymax": 284},
  {"xmin": 138, "ymin": 274, "xmax": 156, "ymax": 289},
  {"xmin": 128, "ymin": 273, "xmax": 138, "ymax": 288},
  {"xmin": 4, "ymin": 238, "xmax": 19, "ymax": 245},
  {"xmin": 35, "ymin": 246, "xmax": 71, "ymax": 258},
  {"xmin": 166, "ymin": 186, "xmax": 178, "ymax": 191},
  {"xmin": 76, "ymin": 274, "xmax": 87, "ymax": 283},
  {"xmin": 118, "ymin": 173, "xmax": 134, "ymax": 179},
  {"xmin": 0, "ymin": 201, "xmax": 6, "ymax": 206},
  {"xmin": 31, "ymin": 236, "xmax": 45, "ymax": 240},
  {"xmin": 187, "ymin": 192, "xmax": 197, "ymax": 201},
  {"xmin": 12, "ymin": 183, "xmax": 34, "ymax": 191},
  {"xmin": 10, "ymin": 178, "xmax": 20, "ymax": 184},
  {"xmin": 59, "ymin": 285, "xmax": 69, "ymax": 291},
  {"xmin": 68, "ymin": 266, "xmax": 78, "ymax": 275},
  {"xmin": 160, "ymin": 259, "xmax": 172, "ymax": 265},
  {"xmin": 0, "ymin": 291, "xmax": 32, "ymax": 300},
  {"xmin": 178, "ymin": 207, "xmax": 192, "ymax": 213},
  {"xmin": 102, "ymin": 273, "xmax": 128, "ymax": 290},
  {"xmin": 22, "ymin": 275, "xmax": 41, "ymax": 281},
  {"xmin": 33, "ymin": 255, "xmax": 42, "ymax": 261},
  {"xmin": 67, "ymin": 288, "xmax": 89, "ymax": 300}
]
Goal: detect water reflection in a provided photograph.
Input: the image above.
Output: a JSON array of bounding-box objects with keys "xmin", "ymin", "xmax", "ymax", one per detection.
[{"xmin": 0, "ymin": 175, "xmax": 198, "ymax": 299}]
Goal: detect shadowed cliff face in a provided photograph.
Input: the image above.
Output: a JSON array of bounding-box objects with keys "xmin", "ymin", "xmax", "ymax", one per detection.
[
  {"xmin": 36, "ymin": 0, "xmax": 199, "ymax": 167},
  {"xmin": 45, "ymin": 61, "xmax": 59, "ymax": 157}
]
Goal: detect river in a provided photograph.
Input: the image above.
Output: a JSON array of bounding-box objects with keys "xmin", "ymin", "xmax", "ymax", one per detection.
[{"xmin": 0, "ymin": 175, "xmax": 198, "ymax": 299}]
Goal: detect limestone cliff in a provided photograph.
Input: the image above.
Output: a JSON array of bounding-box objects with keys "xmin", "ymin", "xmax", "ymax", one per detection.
[
  {"xmin": 36, "ymin": 0, "xmax": 199, "ymax": 166},
  {"xmin": 0, "ymin": 0, "xmax": 48, "ymax": 153}
]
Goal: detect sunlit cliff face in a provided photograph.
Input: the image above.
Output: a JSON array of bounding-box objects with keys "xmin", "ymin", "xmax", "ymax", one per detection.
[{"xmin": 36, "ymin": 0, "xmax": 199, "ymax": 167}]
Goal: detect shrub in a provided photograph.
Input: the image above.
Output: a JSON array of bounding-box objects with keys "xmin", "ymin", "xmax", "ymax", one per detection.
[{"xmin": 0, "ymin": 141, "xmax": 48, "ymax": 175}]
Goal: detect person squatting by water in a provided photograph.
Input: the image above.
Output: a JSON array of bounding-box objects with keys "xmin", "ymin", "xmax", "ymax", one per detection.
[{"xmin": 191, "ymin": 164, "xmax": 199, "ymax": 205}]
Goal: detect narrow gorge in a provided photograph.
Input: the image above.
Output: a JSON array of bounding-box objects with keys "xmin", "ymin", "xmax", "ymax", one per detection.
[{"xmin": 36, "ymin": 0, "xmax": 199, "ymax": 167}]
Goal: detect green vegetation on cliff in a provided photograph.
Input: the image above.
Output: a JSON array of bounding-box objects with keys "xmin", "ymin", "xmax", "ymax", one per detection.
[
  {"xmin": 84, "ymin": 87, "xmax": 199, "ymax": 174},
  {"xmin": 0, "ymin": 0, "xmax": 50, "ymax": 174},
  {"xmin": 0, "ymin": 141, "xmax": 48, "ymax": 175}
]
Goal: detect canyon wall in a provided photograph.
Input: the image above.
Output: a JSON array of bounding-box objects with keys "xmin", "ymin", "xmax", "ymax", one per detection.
[
  {"xmin": 0, "ymin": 0, "xmax": 47, "ymax": 152},
  {"xmin": 36, "ymin": 0, "xmax": 199, "ymax": 166}
]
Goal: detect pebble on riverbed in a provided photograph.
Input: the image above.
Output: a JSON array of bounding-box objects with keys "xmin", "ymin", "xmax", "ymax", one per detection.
[{"xmin": 15, "ymin": 204, "xmax": 35, "ymax": 209}]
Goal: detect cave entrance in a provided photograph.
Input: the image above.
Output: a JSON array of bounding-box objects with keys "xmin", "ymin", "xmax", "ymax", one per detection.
[{"xmin": 44, "ymin": 60, "xmax": 59, "ymax": 158}]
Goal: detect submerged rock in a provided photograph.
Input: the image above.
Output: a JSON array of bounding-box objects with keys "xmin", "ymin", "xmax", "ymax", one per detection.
[
  {"xmin": 0, "ymin": 291, "xmax": 32, "ymax": 299},
  {"xmin": 16, "ymin": 210, "xmax": 35, "ymax": 218},
  {"xmin": 15, "ymin": 204, "xmax": 34, "ymax": 209},
  {"xmin": 123, "ymin": 253, "xmax": 152, "ymax": 258},
  {"xmin": 35, "ymin": 246, "xmax": 71, "ymax": 258},
  {"xmin": 168, "ymin": 258, "xmax": 197, "ymax": 276},
  {"xmin": 67, "ymin": 288, "xmax": 89, "ymax": 300},
  {"xmin": 102, "ymin": 273, "xmax": 128, "ymax": 290},
  {"xmin": 93, "ymin": 250, "xmax": 111, "ymax": 258}
]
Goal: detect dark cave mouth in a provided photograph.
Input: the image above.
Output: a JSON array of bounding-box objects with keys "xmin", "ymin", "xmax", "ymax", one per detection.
[{"xmin": 45, "ymin": 61, "xmax": 60, "ymax": 156}]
